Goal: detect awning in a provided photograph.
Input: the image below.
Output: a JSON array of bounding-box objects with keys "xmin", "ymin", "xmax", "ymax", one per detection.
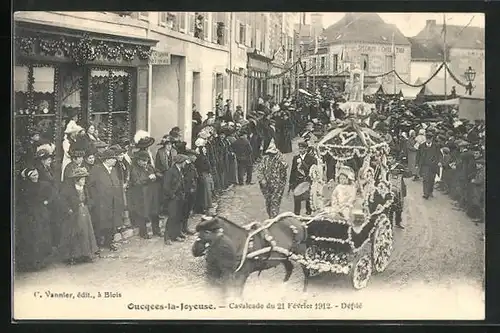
[
  {"xmin": 425, "ymin": 98, "xmax": 460, "ymax": 106},
  {"xmin": 364, "ymin": 84, "xmax": 383, "ymax": 96},
  {"xmin": 401, "ymin": 87, "xmax": 423, "ymax": 99}
]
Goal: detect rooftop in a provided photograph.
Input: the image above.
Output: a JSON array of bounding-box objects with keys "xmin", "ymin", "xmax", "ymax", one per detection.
[
  {"xmin": 321, "ymin": 13, "xmax": 411, "ymax": 46},
  {"xmin": 413, "ymin": 20, "xmax": 484, "ymax": 50}
]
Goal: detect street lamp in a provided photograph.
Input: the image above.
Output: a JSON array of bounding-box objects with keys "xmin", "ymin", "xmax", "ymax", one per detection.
[{"xmin": 464, "ymin": 66, "xmax": 476, "ymax": 96}]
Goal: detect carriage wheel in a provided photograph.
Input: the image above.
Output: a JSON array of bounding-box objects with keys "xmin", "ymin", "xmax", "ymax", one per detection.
[
  {"xmin": 352, "ymin": 255, "xmax": 372, "ymax": 290},
  {"xmin": 372, "ymin": 216, "xmax": 394, "ymax": 273}
]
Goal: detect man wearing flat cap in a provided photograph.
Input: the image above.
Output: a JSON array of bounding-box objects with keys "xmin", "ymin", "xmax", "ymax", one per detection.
[
  {"xmin": 163, "ymin": 154, "xmax": 189, "ymax": 245},
  {"xmin": 416, "ymin": 133, "xmax": 442, "ymax": 199},
  {"xmin": 88, "ymin": 147, "xmax": 125, "ymax": 251}
]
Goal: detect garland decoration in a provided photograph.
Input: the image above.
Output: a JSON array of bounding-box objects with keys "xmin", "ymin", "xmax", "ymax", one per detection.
[
  {"xmin": 26, "ymin": 66, "xmax": 35, "ymax": 134},
  {"xmin": 52, "ymin": 67, "xmax": 59, "ymax": 142},
  {"xmin": 15, "ymin": 35, "xmax": 153, "ymax": 65},
  {"xmin": 107, "ymin": 70, "xmax": 114, "ymax": 143}
]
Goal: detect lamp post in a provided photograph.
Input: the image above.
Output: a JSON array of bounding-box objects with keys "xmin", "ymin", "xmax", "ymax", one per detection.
[{"xmin": 464, "ymin": 66, "xmax": 476, "ymax": 96}]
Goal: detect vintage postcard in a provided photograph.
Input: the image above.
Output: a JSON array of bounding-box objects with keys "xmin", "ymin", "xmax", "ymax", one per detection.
[{"xmin": 12, "ymin": 11, "xmax": 485, "ymax": 321}]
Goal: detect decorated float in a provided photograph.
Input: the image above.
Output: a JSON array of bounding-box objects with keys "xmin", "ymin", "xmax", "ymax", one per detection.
[{"xmin": 289, "ymin": 115, "xmax": 403, "ymax": 289}]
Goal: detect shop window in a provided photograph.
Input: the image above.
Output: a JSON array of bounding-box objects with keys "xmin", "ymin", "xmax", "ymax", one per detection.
[
  {"xmin": 89, "ymin": 68, "xmax": 132, "ymax": 144},
  {"xmin": 14, "ymin": 64, "xmax": 56, "ymax": 144}
]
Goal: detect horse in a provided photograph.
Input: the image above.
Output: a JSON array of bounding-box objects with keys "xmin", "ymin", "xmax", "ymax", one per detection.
[{"xmin": 192, "ymin": 213, "xmax": 309, "ymax": 298}]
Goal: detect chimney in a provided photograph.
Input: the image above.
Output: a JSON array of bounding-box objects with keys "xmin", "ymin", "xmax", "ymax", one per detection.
[{"xmin": 426, "ymin": 19, "xmax": 436, "ymax": 29}]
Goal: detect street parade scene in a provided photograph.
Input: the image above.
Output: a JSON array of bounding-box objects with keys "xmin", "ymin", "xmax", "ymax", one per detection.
[{"xmin": 12, "ymin": 12, "xmax": 484, "ymax": 320}]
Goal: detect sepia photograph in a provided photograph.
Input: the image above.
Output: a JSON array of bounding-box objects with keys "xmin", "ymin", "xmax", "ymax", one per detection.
[{"xmin": 12, "ymin": 11, "xmax": 485, "ymax": 320}]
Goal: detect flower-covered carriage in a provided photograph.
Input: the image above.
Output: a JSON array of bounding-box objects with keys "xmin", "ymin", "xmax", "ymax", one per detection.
[{"xmin": 291, "ymin": 117, "xmax": 401, "ymax": 290}]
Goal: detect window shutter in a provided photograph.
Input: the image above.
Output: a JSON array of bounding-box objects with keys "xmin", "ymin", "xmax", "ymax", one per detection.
[
  {"xmin": 135, "ymin": 66, "xmax": 149, "ymax": 132},
  {"xmin": 203, "ymin": 13, "xmax": 209, "ymax": 40},
  {"xmin": 189, "ymin": 13, "xmax": 195, "ymax": 35},
  {"xmin": 235, "ymin": 20, "xmax": 240, "ymax": 44},
  {"xmin": 245, "ymin": 24, "xmax": 251, "ymax": 47},
  {"xmin": 179, "ymin": 12, "xmax": 186, "ymax": 32},
  {"xmin": 212, "ymin": 15, "xmax": 217, "ymax": 43}
]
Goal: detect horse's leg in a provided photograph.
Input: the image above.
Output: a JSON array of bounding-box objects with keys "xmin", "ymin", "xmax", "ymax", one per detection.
[
  {"xmin": 282, "ymin": 260, "xmax": 294, "ymax": 282},
  {"xmin": 301, "ymin": 265, "xmax": 310, "ymax": 292},
  {"xmin": 233, "ymin": 267, "xmax": 251, "ymax": 298}
]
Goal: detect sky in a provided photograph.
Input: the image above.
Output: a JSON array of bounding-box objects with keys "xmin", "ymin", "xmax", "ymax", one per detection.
[{"xmin": 305, "ymin": 13, "xmax": 484, "ymax": 37}]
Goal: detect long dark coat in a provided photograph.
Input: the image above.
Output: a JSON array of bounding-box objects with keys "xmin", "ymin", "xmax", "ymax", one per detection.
[
  {"xmin": 15, "ymin": 180, "xmax": 54, "ymax": 271},
  {"xmin": 277, "ymin": 118, "xmax": 293, "ymax": 154},
  {"xmin": 87, "ymin": 163, "xmax": 124, "ymax": 233},
  {"xmin": 232, "ymin": 137, "xmax": 254, "ymax": 165},
  {"xmin": 163, "ymin": 165, "xmax": 186, "ymax": 240},
  {"xmin": 35, "ymin": 162, "xmax": 62, "ymax": 246},
  {"xmin": 128, "ymin": 161, "xmax": 158, "ymax": 219}
]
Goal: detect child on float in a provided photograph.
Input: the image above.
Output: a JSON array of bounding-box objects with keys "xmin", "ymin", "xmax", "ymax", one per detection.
[{"xmin": 327, "ymin": 165, "xmax": 357, "ymax": 220}]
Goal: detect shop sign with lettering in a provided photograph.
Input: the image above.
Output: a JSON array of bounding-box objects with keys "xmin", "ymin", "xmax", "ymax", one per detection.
[
  {"xmin": 149, "ymin": 51, "xmax": 171, "ymax": 65},
  {"xmin": 248, "ymin": 57, "xmax": 269, "ymax": 72},
  {"xmin": 357, "ymin": 44, "xmax": 405, "ymax": 54}
]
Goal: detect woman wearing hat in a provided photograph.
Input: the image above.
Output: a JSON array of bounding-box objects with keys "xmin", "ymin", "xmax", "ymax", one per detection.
[
  {"xmin": 327, "ymin": 166, "xmax": 357, "ymax": 219},
  {"xmin": 83, "ymin": 145, "xmax": 98, "ymax": 173},
  {"xmin": 62, "ymin": 146, "xmax": 87, "ymax": 185},
  {"xmin": 61, "ymin": 124, "xmax": 85, "ymax": 181},
  {"xmin": 128, "ymin": 150, "xmax": 159, "ymax": 239},
  {"xmin": 257, "ymin": 140, "xmax": 288, "ymax": 218},
  {"xmin": 133, "ymin": 130, "xmax": 156, "ymax": 166},
  {"xmin": 34, "ymin": 146, "xmax": 62, "ymax": 246},
  {"xmin": 59, "ymin": 167, "xmax": 98, "ymax": 264},
  {"xmin": 15, "ymin": 167, "xmax": 54, "ymax": 271}
]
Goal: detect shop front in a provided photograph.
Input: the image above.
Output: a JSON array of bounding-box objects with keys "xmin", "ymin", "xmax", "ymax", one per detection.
[
  {"xmin": 13, "ymin": 21, "xmax": 157, "ymax": 169},
  {"xmin": 247, "ymin": 50, "xmax": 272, "ymax": 111}
]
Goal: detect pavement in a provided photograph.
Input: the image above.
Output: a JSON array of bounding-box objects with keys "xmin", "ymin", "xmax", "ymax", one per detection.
[{"xmin": 13, "ymin": 140, "xmax": 485, "ymax": 320}]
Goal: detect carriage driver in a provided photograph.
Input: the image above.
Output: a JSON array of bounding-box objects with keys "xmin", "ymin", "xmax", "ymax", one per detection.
[{"xmin": 289, "ymin": 140, "xmax": 317, "ymax": 215}]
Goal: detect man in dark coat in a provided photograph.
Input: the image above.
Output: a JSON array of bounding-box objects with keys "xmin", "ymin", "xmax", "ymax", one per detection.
[
  {"xmin": 416, "ymin": 133, "xmax": 442, "ymax": 199},
  {"xmin": 232, "ymin": 130, "xmax": 254, "ymax": 185},
  {"xmin": 163, "ymin": 154, "xmax": 189, "ymax": 245},
  {"xmin": 289, "ymin": 140, "xmax": 317, "ymax": 215},
  {"xmin": 88, "ymin": 147, "xmax": 125, "ymax": 251},
  {"xmin": 155, "ymin": 135, "xmax": 177, "ymax": 217},
  {"xmin": 182, "ymin": 150, "xmax": 198, "ymax": 236},
  {"xmin": 128, "ymin": 150, "xmax": 158, "ymax": 239}
]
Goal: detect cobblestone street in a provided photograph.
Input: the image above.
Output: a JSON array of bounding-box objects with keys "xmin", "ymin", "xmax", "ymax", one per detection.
[{"xmin": 13, "ymin": 142, "xmax": 485, "ymax": 319}]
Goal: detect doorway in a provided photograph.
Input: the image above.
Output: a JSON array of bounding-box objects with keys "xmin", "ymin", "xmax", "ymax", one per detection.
[{"xmin": 192, "ymin": 71, "xmax": 201, "ymax": 112}]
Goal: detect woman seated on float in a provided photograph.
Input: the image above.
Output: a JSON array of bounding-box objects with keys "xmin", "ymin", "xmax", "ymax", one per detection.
[{"xmin": 326, "ymin": 166, "xmax": 357, "ymax": 220}]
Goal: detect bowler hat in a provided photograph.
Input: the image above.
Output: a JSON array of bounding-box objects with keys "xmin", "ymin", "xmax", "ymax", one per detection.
[
  {"xmin": 207, "ymin": 112, "xmax": 215, "ymax": 117},
  {"xmin": 67, "ymin": 167, "xmax": 89, "ymax": 179},
  {"xmin": 173, "ymin": 154, "xmax": 189, "ymax": 164},
  {"xmin": 158, "ymin": 135, "xmax": 173, "ymax": 146},
  {"xmin": 99, "ymin": 148, "xmax": 119, "ymax": 160},
  {"xmin": 134, "ymin": 150, "xmax": 151, "ymax": 161}
]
